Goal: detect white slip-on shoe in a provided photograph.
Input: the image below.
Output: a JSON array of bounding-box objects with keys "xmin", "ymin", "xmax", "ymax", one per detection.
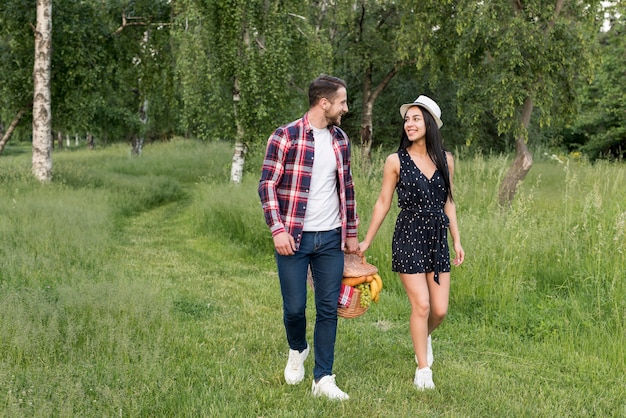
[
  {"xmin": 311, "ymin": 374, "xmax": 349, "ymax": 400},
  {"xmin": 414, "ymin": 367, "xmax": 435, "ymax": 390},
  {"xmin": 284, "ymin": 344, "xmax": 309, "ymax": 385}
]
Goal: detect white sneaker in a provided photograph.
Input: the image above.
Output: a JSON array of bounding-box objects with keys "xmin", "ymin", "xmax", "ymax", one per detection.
[
  {"xmin": 284, "ymin": 344, "xmax": 309, "ymax": 385},
  {"xmin": 414, "ymin": 367, "xmax": 435, "ymax": 390},
  {"xmin": 311, "ymin": 374, "xmax": 350, "ymax": 400},
  {"xmin": 414, "ymin": 335, "xmax": 434, "ymax": 368}
]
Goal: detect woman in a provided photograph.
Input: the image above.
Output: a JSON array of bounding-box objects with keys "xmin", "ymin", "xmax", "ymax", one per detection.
[{"xmin": 358, "ymin": 95, "xmax": 464, "ymax": 390}]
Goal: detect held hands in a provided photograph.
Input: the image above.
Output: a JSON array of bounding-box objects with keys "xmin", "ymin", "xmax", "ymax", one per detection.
[{"xmin": 356, "ymin": 240, "xmax": 370, "ymax": 257}]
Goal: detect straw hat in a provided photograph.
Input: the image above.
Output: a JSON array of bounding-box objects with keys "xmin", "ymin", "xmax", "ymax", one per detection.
[{"xmin": 399, "ymin": 95, "xmax": 443, "ymax": 128}]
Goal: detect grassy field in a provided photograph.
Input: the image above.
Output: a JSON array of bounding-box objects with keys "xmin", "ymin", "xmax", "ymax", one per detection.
[{"xmin": 0, "ymin": 139, "xmax": 624, "ymax": 417}]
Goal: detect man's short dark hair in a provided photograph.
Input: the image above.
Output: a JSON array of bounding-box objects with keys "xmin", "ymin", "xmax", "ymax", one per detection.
[{"xmin": 308, "ymin": 74, "xmax": 347, "ymax": 107}]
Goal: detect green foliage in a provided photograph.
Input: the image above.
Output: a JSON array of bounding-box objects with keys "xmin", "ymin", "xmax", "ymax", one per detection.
[
  {"xmin": 0, "ymin": 140, "xmax": 625, "ymax": 416},
  {"xmin": 0, "ymin": 0, "xmax": 175, "ymax": 144},
  {"xmin": 1, "ymin": 0, "xmax": 622, "ymax": 165},
  {"xmin": 396, "ymin": 0, "xmax": 604, "ymax": 154},
  {"xmin": 567, "ymin": 11, "xmax": 626, "ymax": 159},
  {"xmin": 169, "ymin": 0, "xmax": 326, "ymax": 143},
  {"xmin": 0, "ymin": 0, "xmax": 34, "ymax": 127}
]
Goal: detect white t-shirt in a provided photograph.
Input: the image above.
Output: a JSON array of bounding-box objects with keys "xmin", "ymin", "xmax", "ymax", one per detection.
[{"xmin": 303, "ymin": 126, "xmax": 342, "ymax": 231}]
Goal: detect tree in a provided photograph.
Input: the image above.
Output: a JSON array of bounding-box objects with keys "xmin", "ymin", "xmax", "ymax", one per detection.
[
  {"xmin": 32, "ymin": 0, "xmax": 53, "ymax": 182},
  {"xmin": 569, "ymin": 4, "xmax": 626, "ymax": 159},
  {"xmin": 1, "ymin": 0, "xmax": 174, "ymax": 157},
  {"xmin": 0, "ymin": 1, "xmax": 36, "ymax": 153},
  {"xmin": 0, "ymin": 108, "xmax": 28, "ymax": 155},
  {"xmin": 177, "ymin": 0, "xmax": 327, "ymax": 183},
  {"xmin": 332, "ymin": 0, "xmax": 415, "ymax": 162},
  {"xmin": 105, "ymin": 0, "xmax": 175, "ymax": 146},
  {"xmin": 400, "ymin": 0, "xmax": 604, "ymax": 206},
  {"xmin": 457, "ymin": 0, "xmax": 603, "ymax": 205}
]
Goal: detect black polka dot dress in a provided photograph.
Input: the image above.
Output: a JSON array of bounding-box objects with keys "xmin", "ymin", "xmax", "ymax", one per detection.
[{"xmin": 392, "ymin": 149, "xmax": 450, "ymax": 284}]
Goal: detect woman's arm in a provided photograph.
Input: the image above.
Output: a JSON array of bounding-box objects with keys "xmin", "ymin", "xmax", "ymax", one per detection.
[
  {"xmin": 444, "ymin": 152, "xmax": 464, "ymax": 265},
  {"xmin": 359, "ymin": 153, "xmax": 400, "ymax": 254}
]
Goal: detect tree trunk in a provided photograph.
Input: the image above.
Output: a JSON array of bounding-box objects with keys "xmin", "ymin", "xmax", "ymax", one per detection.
[
  {"xmin": 230, "ymin": 78, "xmax": 247, "ymax": 184},
  {"xmin": 0, "ymin": 107, "xmax": 28, "ymax": 155},
  {"xmin": 360, "ymin": 66, "xmax": 373, "ymax": 163},
  {"xmin": 360, "ymin": 62, "xmax": 407, "ymax": 164},
  {"xmin": 132, "ymin": 99, "xmax": 148, "ymax": 156},
  {"xmin": 498, "ymin": 96, "xmax": 534, "ymax": 207},
  {"xmin": 32, "ymin": 0, "xmax": 53, "ymax": 182},
  {"xmin": 230, "ymin": 140, "xmax": 247, "ymax": 184}
]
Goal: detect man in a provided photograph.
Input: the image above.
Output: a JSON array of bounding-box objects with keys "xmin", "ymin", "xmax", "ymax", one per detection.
[{"xmin": 258, "ymin": 74, "xmax": 359, "ymax": 400}]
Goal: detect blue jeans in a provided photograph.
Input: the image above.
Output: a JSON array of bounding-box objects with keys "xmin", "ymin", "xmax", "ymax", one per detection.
[{"xmin": 275, "ymin": 228, "xmax": 343, "ymax": 381}]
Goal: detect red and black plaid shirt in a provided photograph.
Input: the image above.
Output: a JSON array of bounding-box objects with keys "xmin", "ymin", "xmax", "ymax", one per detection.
[{"xmin": 258, "ymin": 112, "xmax": 359, "ymax": 250}]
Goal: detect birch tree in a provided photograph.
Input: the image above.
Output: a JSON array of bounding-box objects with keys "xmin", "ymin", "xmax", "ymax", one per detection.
[
  {"xmin": 194, "ymin": 0, "xmax": 326, "ymax": 183},
  {"xmin": 0, "ymin": 1, "xmax": 35, "ymax": 155},
  {"xmin": 32, "ymin": 0, "xmax": 53, "ymax": 182}
]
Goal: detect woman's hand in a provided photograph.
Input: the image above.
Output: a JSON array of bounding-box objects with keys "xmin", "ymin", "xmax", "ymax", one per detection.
[
  {"xmin": 452, "ymin": 243, "xmax": 465, "ymax": 266},
  {"xmin": 357, "ymin": 240, "xmax": 370, "ymax": 257}
]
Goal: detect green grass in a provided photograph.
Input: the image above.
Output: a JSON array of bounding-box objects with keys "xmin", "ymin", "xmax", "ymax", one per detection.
[{"xmin": 0, "ymin": 139, "xmax": 624, "ymax": 417}]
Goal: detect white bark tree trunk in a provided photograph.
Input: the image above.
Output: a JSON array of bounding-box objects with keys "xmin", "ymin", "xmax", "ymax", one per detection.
[
  {"xmin": 0, "ymin": 107, "xmax": 28, "ymax": 155},
  {"xmin": 230, "ymin": 141, "xmax": 247, "ymax": 184},
  {"xmin": 32, "ymin": 0, "xmax": 53, "ymax": 182},
  {"xmin": 230, "ymin": 77, "xmax": 246, "ymax": 183},
  {"xmin": 132, "ymin": 100, "xmax": 148, "ymax": 156}
]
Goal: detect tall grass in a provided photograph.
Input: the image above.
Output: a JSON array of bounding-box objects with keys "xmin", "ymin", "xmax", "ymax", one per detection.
[{"xmin": 1, "ymin": 139, "xmax": 624, "ymax": 416}]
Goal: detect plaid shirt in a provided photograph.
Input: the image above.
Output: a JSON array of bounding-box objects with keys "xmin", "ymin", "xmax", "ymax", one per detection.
[{"xmin": 258, "ymin": 112, "xmax": 359, "ymax": 251}]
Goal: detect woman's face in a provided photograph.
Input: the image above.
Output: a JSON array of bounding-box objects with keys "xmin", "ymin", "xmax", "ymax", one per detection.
[{"xmin": 404, "ymin": 106, "xmax": 426, "ymax": 142}]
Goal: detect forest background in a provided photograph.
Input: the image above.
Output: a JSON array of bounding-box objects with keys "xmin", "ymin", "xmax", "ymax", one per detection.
[{"xmin": 1, "ymin": 1, "xmax": 625, "ymax": 181}]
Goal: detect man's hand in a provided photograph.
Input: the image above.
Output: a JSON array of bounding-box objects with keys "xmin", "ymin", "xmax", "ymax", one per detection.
[
  {"xmin": 273, "ymin": 231, "xmax": 296, "ymax": 256},
  {"xmin": 345, "ymin": 236, "xmax": 359, "ymax": 254}
]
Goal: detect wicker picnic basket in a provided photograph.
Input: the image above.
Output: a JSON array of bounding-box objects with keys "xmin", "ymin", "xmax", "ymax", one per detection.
[{"xmin": 337, "ymin": 254, "xmax": 378, "ymax": 319}]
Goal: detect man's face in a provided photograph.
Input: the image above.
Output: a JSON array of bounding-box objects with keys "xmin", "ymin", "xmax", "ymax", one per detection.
[{"xmin": 324, "ymin": 87, "xmax": 348, "ymax": 126}]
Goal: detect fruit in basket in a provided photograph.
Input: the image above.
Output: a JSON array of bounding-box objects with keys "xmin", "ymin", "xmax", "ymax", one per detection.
[
  {"xmin": 340, "ymin": 258, "xmax": 383, "ymax": 310},
  {"xmin": 341, "ymin": 275, "xmax": 368, "ymax": 287},
  {"xmin": 373, "ymin": 273, "xmax": 383, "ymax": 291},
  {"xmin": 355, "ymin": 283, "xmax": 372, "ymax": 308},
  {"xmin": 370, "ymin": 274, "xmax": 383, "ymax": 302},
  {"xmin": 371, "ymin": 279, "xmax": 380, "ymax": 302}
]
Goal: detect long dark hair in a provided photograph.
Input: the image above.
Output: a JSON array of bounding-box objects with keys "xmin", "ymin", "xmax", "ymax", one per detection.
[{"xmin": 398, "ymin": 105, "xmax": 453, "ymax": 202}]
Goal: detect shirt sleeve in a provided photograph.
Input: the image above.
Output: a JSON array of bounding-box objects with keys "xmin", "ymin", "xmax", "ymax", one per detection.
[{"xmin": 258, "ymin": 129, "xmax": 288, "ymax": 237}]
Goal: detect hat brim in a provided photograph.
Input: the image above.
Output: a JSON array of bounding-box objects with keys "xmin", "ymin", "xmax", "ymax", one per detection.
[{"xmin": 399, "ymin": 103, "xmax": 443, "ymax": 129}]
